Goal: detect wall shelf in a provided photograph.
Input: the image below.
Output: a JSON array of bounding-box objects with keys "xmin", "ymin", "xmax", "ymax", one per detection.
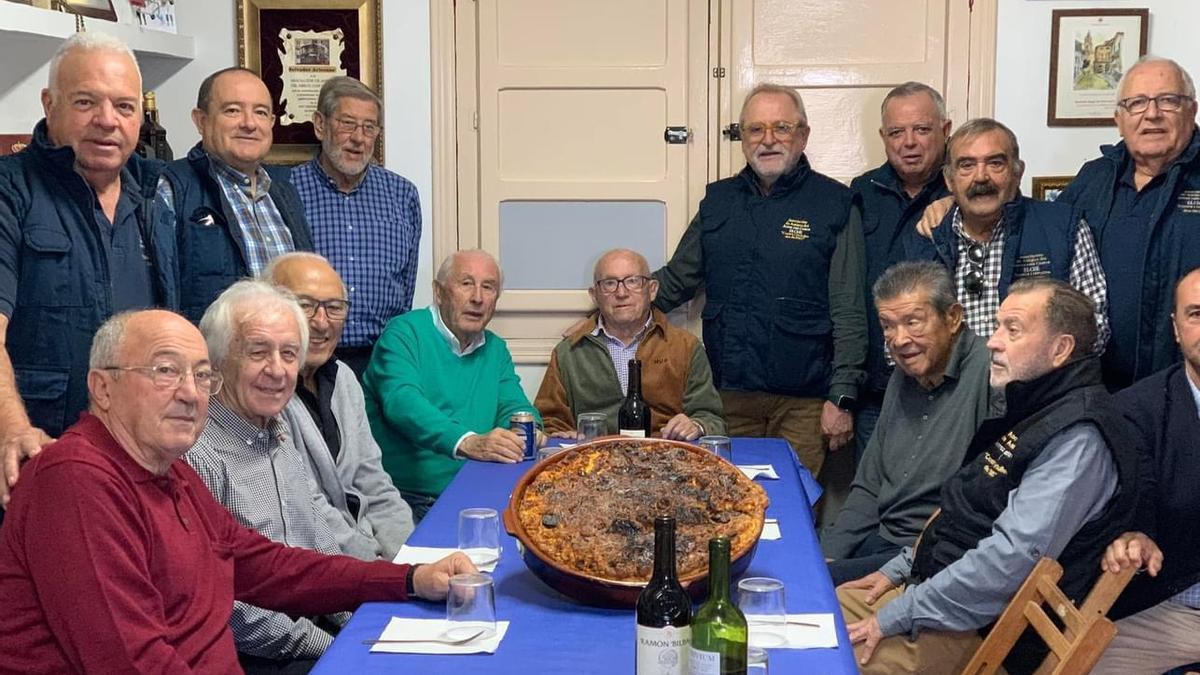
[{"xmin": 0, "ymin": 2, "xmax": 194, "ymax": 62}]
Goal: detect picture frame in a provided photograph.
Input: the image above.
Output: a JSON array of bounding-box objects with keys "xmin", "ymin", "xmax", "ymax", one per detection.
[
  {"xmin": 1032, "ymin": 176, "xmax": 1074, "ymax": 202},
  {"xmin": 1048, "ymin": 8, "xmax": 1148, "ymax": 127},
  {"xmin": 236, "ymin": 0, "xmax": 382, "ymax": 165},
  {"xmin": 59, "ymin": 0, "xmax": 117, "ymax": 21}
]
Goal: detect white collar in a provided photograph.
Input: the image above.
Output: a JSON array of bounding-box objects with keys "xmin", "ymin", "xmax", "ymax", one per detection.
[{"xmin": 429, "ymin": 305, "xmax": 486, "ymax": 357}]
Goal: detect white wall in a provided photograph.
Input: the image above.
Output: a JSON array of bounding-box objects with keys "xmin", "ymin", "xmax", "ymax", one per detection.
[{"xmin": 995, "ymin": 0, "xmax": 1200, "ymax": 193}]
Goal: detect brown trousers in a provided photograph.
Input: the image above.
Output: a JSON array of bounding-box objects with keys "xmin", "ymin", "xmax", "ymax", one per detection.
[{"xmin": 720, "ymin": 390, "xmax": 826, "ymax": 477}]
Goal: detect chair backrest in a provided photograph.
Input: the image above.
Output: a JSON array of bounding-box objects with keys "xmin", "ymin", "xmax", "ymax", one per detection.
[{"xmin": 961, "ymin": 557, "xmax": 1136, "ymax": 675}]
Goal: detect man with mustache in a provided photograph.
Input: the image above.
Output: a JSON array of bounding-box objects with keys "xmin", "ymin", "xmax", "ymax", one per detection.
[
  {"xmin": 904, "ymin": 118, "xmax": 1109, "ymax": 347},
  {"xmin": 291, "ymin": 77, "xmax": 421, "ymax": 377},
  {"xmin": 157, "ymin": 67, "xmax": 313, "ymax": 322},
  {"xmin": 653, "ymin": 83, "xmax": 866, "ymax": 478},
  {"xmin": 0, "ymin": 33, "xmax": 180, "ymax": 512}
]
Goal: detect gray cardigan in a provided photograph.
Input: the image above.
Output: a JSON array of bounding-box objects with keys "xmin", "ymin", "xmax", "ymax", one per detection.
[{"xmin": 283, "ymin": 360, "xmax": 414, "ymax": 559}]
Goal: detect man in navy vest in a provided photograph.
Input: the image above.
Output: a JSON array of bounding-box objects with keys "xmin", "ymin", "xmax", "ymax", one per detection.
[
  {"xmin": 653, "ymin": 83, "xmax": 866, "ymax": 479},
  {"xmin": 1092, "ymin": 266, "xmax": 1200, "ymax": 672},
  {"xmin": 849, "ymin": 82, "xmax": 952, "ymax": 452},
  {"xmin": 838, "ymin": 279, "xmax": 1136, "ymax": 675},
  {"xmin": 157, "ymin": 67, "xmax": 313, "ymax": 323},
  {"xmin": 906, "ymin": 119, "xmax": 1110, "ymax": 353}
]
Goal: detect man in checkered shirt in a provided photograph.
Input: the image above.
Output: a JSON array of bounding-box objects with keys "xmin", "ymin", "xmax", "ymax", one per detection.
[{"xmin": 904, "ymin": 118, "xmax": 1109, "ymax": 352}]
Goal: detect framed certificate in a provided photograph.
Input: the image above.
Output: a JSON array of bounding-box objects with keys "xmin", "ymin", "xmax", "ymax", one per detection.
[
  {"xmin": 1047, "ymin": 9, "xmax": 1149, "ymax": 127},
  {"xmin": 236, "ymin": 0, "xmax": 382, "ymax": 164}
]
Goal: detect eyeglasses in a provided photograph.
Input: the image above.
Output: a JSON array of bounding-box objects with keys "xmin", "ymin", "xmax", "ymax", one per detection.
[
  {"xmin": 101, "ymin": 363, "xmax": 223, "ymax": 395},
  {"xmin": 742, "ymin": 121, "xmax": 804, "ymax": 142},
  {"xmin": 964, "ymin": 242, "xmax": 987, "ymax": 296},
  {"xmin": 296, "ymin": 296, "xmax": 350, "ymax": 320},
  {"xmin": 953, "ymin": 156, "xmax": 1011, "ymax": 177},
  {"xmin": 595, "ymin": 275, "xmax": 651, "ymax": 294},
  {"xmin": 1117, "ymin": 93, "xmax": 1193, "ymax": 115},
  {"xmin": 331, "ymin": 117, "xmax": 381, "ymax": 137}
]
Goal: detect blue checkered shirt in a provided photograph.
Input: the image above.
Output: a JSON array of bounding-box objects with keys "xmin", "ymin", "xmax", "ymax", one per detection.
[
  {"xmin": 291, "ymin": 159, "xmax": 422, "ymax": 347},
  {"xmin": 593, "ymin": 314, "xmax": 653, "ymax": 395}
]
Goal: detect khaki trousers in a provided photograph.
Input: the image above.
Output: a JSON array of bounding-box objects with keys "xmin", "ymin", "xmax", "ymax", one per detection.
[
  {"xmin": 1090, "ymin": 600, "xmax": 1200, "ymax": 674},
  {"xmin": 719, "ymin": 390, "xmax": 826, "ymax": 477},
  {"xmin": 837, "ymin": 584, "xmax": 986, "ymax": 675}
]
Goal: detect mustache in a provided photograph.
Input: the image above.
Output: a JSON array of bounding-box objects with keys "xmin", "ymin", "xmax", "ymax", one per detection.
[{"xmin": 966, "ymin": 181, "xmax": 999, "ymax": 198}]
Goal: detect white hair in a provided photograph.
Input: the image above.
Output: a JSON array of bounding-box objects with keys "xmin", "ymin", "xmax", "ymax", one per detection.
[
  {"xmin": 1117, "ymin": 55, "xmax": 1197, "ymax": 104},
  {"xmin": 434, "ymin": 249, "xmax": 504, "ymax": 291},
  {"xmin": 88, "ymin": 311, "xmax": 136, "ymax": 370},
  {"xmin": 47, "ymin": 32, "xmax": 140, "ymax": 98},
  {"xmin": 198, "ymin": 280, "xmax": 309, "ymax": 370}
]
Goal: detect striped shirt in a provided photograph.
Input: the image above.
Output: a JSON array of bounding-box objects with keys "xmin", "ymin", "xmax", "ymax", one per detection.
[
  {"xmin": 291, "ymin": 159, "xmax": 422, "ymax": 347},
  {"xmin": 593, "ymin": 313, "xmax": 654, "ymax": 395}
]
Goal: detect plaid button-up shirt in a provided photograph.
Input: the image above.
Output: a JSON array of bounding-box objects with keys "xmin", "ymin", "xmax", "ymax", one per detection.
[{"xmin": 207, "ymin": 158, "xmax": 295, "ymax": 275}]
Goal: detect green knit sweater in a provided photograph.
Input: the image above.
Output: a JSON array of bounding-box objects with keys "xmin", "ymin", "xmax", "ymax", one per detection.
[{"xmin": 363, "ymin": 307, "xmax": 539, "ymax": 497}]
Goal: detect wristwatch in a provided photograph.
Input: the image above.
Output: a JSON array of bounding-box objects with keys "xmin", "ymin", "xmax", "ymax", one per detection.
[{"xmin": 827, "ymin": 394, "xmax": 856, "ymax": 411}]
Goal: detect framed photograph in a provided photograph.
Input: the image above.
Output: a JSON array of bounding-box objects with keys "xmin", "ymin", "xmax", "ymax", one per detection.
[
  {"xmin": 237, "ymin": 0, "xmax": 382, "ymax": 165},
  {"xmin": 1032, "ymin": 176, "xmax": 1074, "ymax": 202},
  {"xmin": 0, "ymin": 134, "xmax": 33, "ymax": 156},
  {"xmin": 1048, "ymin": 9, "xmax": 1148, "ymax": 126},
  {"xmin": 60, "ymin": 0, "xmax": 117, "ymax": 21}
]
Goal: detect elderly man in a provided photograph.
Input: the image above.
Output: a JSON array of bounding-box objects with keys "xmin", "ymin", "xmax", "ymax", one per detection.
[
  {"xmin": 849, "ymin": 82, "xmax": 952, "ymax": 450},
  {"xmin": 536, "ymin": 249, "xmax": 724, "ymax": 440},
  {"xmin": 822, "ymin": 262, "xmax": 993, "ymax": 586},
  {"xmin": 291, "ymin": 77, "xmax": 421, "ymax": 377},
  {"xmin": 906, "ymin": 118, "xmax": 1109, "ymax": 349},
  {"xmin": 158, "ymin": 67, "xmax": 313, "ymax": 322},
  {"xmin": 0, "ymin": 309, "xmax": 472, "ymax": 674},
  {"xmin": 265, "ymin": 252, "xmax": 414, "ymax": 560},
  {"xmin": 188, "ymin": 280, "xmax": 389, "ymax": 671},
  {"xmin": 1090, "ymin": 267, "xmax": 1200, "ymax": 673},
  {"xmin": 365, "ymin": 249, "xmax": 540, "ymax": 520},
  {"xmin": 653, "ymin": 83, "xmax": 866, "ymax": 477},
  {"xmin": 0, "ymin": 33, "xmax": 179, "ymax": 507},
  {"xmin": 1056, "ymin": 56, "xmax": 1200, "ymax": 389},
  {"xmin": 839, "ymin": 279, "xmax": 1136, "ymax": 675}
]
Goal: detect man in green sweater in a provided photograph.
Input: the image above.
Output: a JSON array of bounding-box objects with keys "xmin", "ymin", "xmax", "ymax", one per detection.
[{"xmin": 364, "ymin": 249, "xmax": 540, "ymax": 520}]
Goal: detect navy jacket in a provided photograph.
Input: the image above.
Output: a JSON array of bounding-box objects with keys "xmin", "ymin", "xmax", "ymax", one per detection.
[
  {"xmin": 161, "ymin": 144, "xmax": 313, "ymax": 322},
  {"xmin": 0, "ymin": 121, "xmax": 177, "ymax": 437},
  {"xmin": 851, "ymin": 162, "xmax": 950, "ymax": 395},
  {"xmin": 1111, "ymin": 364, "xmax": 1200, "ymax": 619},
  {"xmin": 1056, "ymin": 130, "xmax": 1200, "ymax": 388}
]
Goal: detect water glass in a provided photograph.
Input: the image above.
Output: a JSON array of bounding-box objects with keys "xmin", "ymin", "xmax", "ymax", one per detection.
[
  {"xmin": 445, "ymin": 573, "xmax": 496, "ymax": 640},
  {"xmin": 738, "ymin": 577, "xmax": 787, "ymax": 647},
  {"xmin": 577, "ymin": 412, "xmax": 607, "ymax": 441},
  {"xmin": 536, "ymin": 446, "xmax": 564, "ymax": 462},
  {"xmin": 698, "ymin": 435, "xmax": 733, "ymax": 463},
  {"xmin": 747, "ymin": 646, "xmax": 770, "ymax": 674},
  {"xmin": 458, "ymin": 507, "xmax": 501, "ymax": 566}
]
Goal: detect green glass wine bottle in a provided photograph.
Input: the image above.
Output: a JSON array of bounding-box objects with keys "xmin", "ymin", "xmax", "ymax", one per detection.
[{"xmin": 688, "ymin": 537, "xmax": 748, "ymax": 675}]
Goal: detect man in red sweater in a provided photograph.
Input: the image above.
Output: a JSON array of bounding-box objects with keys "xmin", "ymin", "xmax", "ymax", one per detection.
[{"xmin": 0, "ymin": 309, "xmax": 473, "ymax": 674}]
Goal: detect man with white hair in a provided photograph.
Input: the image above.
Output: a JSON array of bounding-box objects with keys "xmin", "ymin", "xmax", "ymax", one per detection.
[
  {"xmin": 0, "ymin": 32, "xmax": 178, "ymax": 509},
  {"xmin": 364, "ymin": 249, "xmax": 540, "ymax": 520}
]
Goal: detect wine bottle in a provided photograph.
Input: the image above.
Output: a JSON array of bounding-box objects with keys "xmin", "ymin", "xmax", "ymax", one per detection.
[
  {"xmin": 688, "ymin": 537, "xmax": 748, "ymax": 675},
  {"xmin": 618, "ymin": 358, "xmax": 652, "ymax": 437},
  {"xmin": 136, "ymin": 91, "xmax": 173, "ymax": 161},
  {"xmin": 635, "ymin": 516, "xmax": 691, "ymax": 675}
]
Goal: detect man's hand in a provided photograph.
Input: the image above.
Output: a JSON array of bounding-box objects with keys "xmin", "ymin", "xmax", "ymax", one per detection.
[
  {"xmin": 1102, "ymin": 531, "xmax": 1163, "ymax": 576},
  {"xmin": 549, "ymin": 430, "xmax": 579, "ymax": 440},
  {"xmin": 821, "ymin": 401, "xmax": 854, "ymax": 451},
  {"xmin": 411, "ymin": 552, "xmax": 478, "ymax": 601},
  {"xmin": 847, "ymin": 616, "xmax": 885, "ymax": 666},
  {"xmin": 915, "ymin": 196, "xmax": 955, "ymax": 238},
  {"xmin": 660, "ymin": 414, "xmax": 702, "ymax": 441},
  {"xmin": 838, "ymin": 571, "xmax": 896, "ymax": 605},
  {"xmin": 458, "ymin": 428, "xmax": 525, "ymax": 463},
  {"xmin": 1, "ymin": 426, "xmax": 55, "ymax": 505}
]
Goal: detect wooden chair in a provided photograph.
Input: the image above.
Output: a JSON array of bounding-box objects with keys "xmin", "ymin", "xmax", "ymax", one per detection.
[{"xmin": 961, "ymin": 557, "xmax": 1136, "ymax": 675}]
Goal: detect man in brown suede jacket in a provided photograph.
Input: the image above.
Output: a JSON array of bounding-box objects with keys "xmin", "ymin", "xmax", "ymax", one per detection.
[{"xmin": 536, "ymin": 249, "xmax": 725, "ymax": 440}]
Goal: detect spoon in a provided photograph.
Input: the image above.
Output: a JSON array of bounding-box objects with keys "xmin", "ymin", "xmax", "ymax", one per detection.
[{"xmin": 363, "ymin": 629, "xmax": 487, "ymax": 646}]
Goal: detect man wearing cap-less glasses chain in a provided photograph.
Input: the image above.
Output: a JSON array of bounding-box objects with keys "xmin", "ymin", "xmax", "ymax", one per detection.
[{"xmin": 904, "ymin": 118, "xmax": 1110, "ymax": 351}]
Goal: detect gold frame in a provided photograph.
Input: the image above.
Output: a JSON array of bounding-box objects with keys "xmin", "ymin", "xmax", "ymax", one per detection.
[
  {"xmin": 236, "ymin": 0, "xmax": 383, "ymax": 165},
  {"xmin": 1032, "ymin": 175, "xmax": 1074, "ymax": 202}
]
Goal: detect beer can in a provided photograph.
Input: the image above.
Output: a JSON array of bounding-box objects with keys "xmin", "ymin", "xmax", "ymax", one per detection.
[{"xmin": 510, "ymin": 411, "xmax": 536, "ymax": 460}]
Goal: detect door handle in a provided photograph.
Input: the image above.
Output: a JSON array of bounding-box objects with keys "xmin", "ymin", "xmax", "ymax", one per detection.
[{"xmin": 663, "ymin": 126, "xmax": 691, "ymax": 144}]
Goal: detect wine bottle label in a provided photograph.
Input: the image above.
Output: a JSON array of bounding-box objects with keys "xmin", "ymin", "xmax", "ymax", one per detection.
[
  {"xmin": 688, "ymin": 647, "xmax": 721, "ymax": 675},
  {"xmin": 635, "ymin": 625, "xmax": 691, "ymax": 675},
  {"xmin": 620, "ymin": 429, "xmax": 647, "ymax": 438}
]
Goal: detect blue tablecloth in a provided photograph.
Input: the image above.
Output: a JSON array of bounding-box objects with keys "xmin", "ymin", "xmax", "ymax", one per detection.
[{"xmin": 313, "ymin": 437, "xmax": 857, "ymax": 674}]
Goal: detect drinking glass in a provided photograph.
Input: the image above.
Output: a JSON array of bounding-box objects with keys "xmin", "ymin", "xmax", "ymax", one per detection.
[
  {"xmin": 738, "ymin": 577, "xmax": 787, "ymax": 647},
  {"xmin": 537, "ymin": 446, "xmax": 564, "ymax": 462},
  {"xmin": 747, "ymin": 646, "xmax": 770, "ymax": 674},
  {"xmin": 698, "ymin": 435, "xmax": 733, "ymax": 463},
  {"xmin": 458, "ymin": 507, "xmax": 501, "ymax": 566},
  {"xmin": 577, "ymin": 412, "xmax": 607, "ymax": 441},
  {"xmin": 445, "ymin": 573, "xmax": 496, "ymax": 640}
]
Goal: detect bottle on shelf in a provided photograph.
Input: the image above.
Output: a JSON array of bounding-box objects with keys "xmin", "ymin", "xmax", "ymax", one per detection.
[
  {"xmin": 136, "ymin": 91, "xmax": 173, "ymax": 161},
  {"xmin": 618, "ymin": 358, "xmax": 652, "ymax": 438},
  {"xmin": 635, "ymin": 516, "xmax": 691, "ymax": 675},
  {"xmin": 689, "ymin": 537, "xmax": 748, "ymax": 675}
]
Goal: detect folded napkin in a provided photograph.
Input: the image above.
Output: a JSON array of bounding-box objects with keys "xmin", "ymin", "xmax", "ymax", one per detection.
[
  {"xmin": 393, "ymin": 545, "xmax": 499, "ymax": 573},
  {"xmin": 368, "ymin": 617, "xmax": 510, "ymax": 654},
  {"xmin": 738, "ymin": 464, "xmax": 779, "ymax": 480},
  {"xmin": 759, "ymin": 518, "xmax": 781, "ymax": 541},
  {"xmin": 746, "ymin": 613, "xmax": 838, "ymax": 650}
]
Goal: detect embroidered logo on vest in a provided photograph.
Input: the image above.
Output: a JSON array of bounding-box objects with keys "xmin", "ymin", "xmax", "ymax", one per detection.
[
  {"xmin": 1013, "ymin": 253, "xmax": 1051, "ymax": 279},
  {"xmin": 983, "ymin": 431, "xmax": 1018, "ymax": 478},
  {"xmin": 1179, "ymin": 189, "xmax": 1200, "ymax": 215},
  {"xmin": 781, "ymin": 218, "xmax": 811, "ymax": 241}
]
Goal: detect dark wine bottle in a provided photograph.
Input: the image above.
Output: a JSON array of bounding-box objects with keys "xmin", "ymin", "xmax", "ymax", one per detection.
[
  {"xmin": 635, "ymin": 516, "xmax": 691, "ymax": 675},
  {"xmin": 618, "ymin": 358, "xmax": 652, "ymax": 437},
  {"xmin": 689, "ymin": 537, "xmax": 748, "ymax": 674},
  {"xmin": 136, "ymin": 91, "xmax": 173, "ymax": 161}
]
